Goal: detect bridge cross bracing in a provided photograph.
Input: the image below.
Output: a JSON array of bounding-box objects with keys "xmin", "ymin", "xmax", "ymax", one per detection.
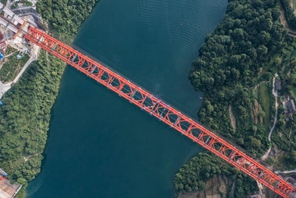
[
  {"xmin": 0, "ymin": 3, "xmax": 295, "ymax": 197},
  {"xmin": 23, "ymin": 27, "xmax": 296, "ymax": 198}
]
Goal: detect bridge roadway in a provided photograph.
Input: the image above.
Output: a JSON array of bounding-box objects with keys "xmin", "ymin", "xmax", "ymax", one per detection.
[
  {"xmin": 0, "ymin": 3, "xmax": 294, "ymax": 197},
  {"xmin": 22, "ymin": 27, "xmax": 296, "ymax": 198}
]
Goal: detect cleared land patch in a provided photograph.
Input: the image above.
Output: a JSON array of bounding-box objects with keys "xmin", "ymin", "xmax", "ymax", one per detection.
[
  {"xmin": 0, "ymin": 47, "xmax": 29, "ymax": 83},
  {"xmin": 228, "ymin": 105, "xmax": 236, "ymax": 130},
  {"xmin": 258, "ymin": 83, "xmax": 271, "ymax": 130}
]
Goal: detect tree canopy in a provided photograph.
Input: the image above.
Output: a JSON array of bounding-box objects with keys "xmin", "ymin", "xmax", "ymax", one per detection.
[
  {"xmin": 174, "ymin": 152, "xmax": 258, "ymax": 197},
  {"xmin": 0, "ymin": 52, "xmax": 65, "ymax": 197},
  {"xmin": 37, "ymin": 0, "xmax": 100, "ymax": 43},
  {"xmin": 189, "ymin": 0, "xmax": 287, "ymax": 157},
  {"xmin": 0, "ymin": 1, "xmax": 100, "ymax": 197}
]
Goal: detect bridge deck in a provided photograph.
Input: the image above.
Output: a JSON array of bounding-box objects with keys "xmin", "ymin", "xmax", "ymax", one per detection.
[{"xmin": 23, "ymin": 27, "xmax": 296, "ymax": 198}]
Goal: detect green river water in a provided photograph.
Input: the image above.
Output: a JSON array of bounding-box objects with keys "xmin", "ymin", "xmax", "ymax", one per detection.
[{"xmin": 27, "ymin": 0, "xmax": 227, "ymax": 197}]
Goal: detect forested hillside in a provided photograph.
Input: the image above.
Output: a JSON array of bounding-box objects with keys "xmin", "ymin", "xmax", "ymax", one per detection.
[
  {"xmin": 37, "ymin": 0, "xmax": 99, "ymax": 43},
  {"xmin": 189, "ymin": 0, "xmax": 287, "ymax": 157},
  {"xmin": 0, "ymin": 1, "xmax": 100, "ymax": 197},
  {"xmin": 174, "ymin": 152, "xmax": 257, "ymax": 197},
  {"xmin": 280, "ymin": 0, "xmax": 296, "ymax": 30},
  {"xmin": 0, "ymin": 52, "xmax": 65, "ymax": 197},
  {"xmin": 176, "ymin": 0, "xmax": 296, "ymax": 196}
]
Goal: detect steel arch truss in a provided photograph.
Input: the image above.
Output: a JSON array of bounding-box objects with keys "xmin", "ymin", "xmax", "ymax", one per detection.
[{"xmin": 24, "ymin": 27, "xmax": 296, "ymax": 198}]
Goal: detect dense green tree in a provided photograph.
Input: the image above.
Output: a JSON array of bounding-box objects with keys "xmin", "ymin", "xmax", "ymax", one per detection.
[
  {"xmin": 189, "ymin": 0, "xmax": 286, "ymax": 156},
  {"xmin": 174, "ymin": 152, "xmax": 257, "ymax": 196},
  {"xmin": 0, "ymin": 52, "xmax": 65, "ymax": 195},
  {"xmin": 281, "ymin": 0, "xmax": 296, "ymax": 30},
  {"xmin": 0, "ymin": 1, "xmax": 99, "ymax": 197},
  {"xmin": 37, "ymin": 0, "xmax": 100, "ymax": 43}
]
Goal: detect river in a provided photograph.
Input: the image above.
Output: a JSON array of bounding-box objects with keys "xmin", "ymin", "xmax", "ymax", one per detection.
[{"xmin": 27, "ymin": 0, "xmax": 227, "ymax": 197}]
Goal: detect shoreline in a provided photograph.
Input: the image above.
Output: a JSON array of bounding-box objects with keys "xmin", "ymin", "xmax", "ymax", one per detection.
[{"xmin": 0, "ymin": 1, "xmax": 101, "ymax": 197}]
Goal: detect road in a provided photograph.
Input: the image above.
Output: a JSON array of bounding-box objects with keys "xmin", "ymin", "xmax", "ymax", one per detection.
[
  {"xmin": 12, "ymin": 44, "xmax": 39, "ymax": 84},
  {"xmin": 261, "ymin": 74, "xmax": 279, "ymax": 160},
  {"xmin": 278, "ymin": 0, "xmax": 296, "ymax": 37},
  {"xmin": 0, "ymin": 44, "xmax": 39, "ymax": 99},
  {"xmin": 275, "ymin": 170, "xmax": 296, "ymax": 174},
  {"xmin": 0, "ymin": 81, "xmax": 11, "ymax": 99},
  {"xmin": 268, "ymin": 74, "xmax": 279, "ymax": 141}
]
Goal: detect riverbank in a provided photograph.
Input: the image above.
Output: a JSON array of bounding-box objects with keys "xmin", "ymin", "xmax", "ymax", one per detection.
[
  {"xmin": 0, "ymin": 51, "xmax": 65, "ymax": 198},
  {"xmin": 176, "ymin": 0, "xmax": 296, "ymax": 196},
  {"xmin": 0, "ymin": 1, "xmax": 100, "ymax": 197}
]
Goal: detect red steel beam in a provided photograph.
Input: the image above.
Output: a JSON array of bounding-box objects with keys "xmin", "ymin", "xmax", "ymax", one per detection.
[{"xmin": 24, "ymin": 27, "xmax": 296, "ymax": 198}]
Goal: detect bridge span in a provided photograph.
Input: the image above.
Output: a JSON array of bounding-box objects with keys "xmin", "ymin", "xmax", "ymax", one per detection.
[
  {"xmin": 0, "ymin": 3, "xmax": 295, "ymax": 198},
  {"xmin": 23, "ymin": 27, "xmax": 296, "ymax": 198}
]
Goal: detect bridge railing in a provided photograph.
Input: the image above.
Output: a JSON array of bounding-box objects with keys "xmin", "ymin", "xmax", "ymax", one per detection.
[{"xmin": 23, "ymin": 26, "xmax": 296, "ymax": 198}]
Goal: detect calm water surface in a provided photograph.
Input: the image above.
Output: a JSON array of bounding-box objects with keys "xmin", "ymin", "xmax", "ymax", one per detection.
[{"xmin": 27, "ymin": 0, "xmax": 227, "ymax": 197}]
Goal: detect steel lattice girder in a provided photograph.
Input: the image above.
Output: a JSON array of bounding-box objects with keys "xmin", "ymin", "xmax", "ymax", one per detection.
[{"xmin": 24, "ymin": 27, "xmax": 296, "ymax": 198}]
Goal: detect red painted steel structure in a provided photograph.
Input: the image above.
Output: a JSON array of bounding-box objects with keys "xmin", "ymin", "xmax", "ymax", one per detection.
[{"xmin": 24, "ymin": 27, "xmax": 296, "ymax": 198}]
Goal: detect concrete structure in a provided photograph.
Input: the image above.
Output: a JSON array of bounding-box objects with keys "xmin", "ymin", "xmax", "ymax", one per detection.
[
  {"xmin": 12, "ymin": 7, "xmax": 45, "ymax": 30},
  {"xmin": 0, "ymin": 3, "xmax": 24, "ymax": 25}
]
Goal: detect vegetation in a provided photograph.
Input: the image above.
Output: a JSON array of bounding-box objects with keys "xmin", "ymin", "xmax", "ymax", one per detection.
[
  {"xmin": 36, "ymin": 0, "xmax": 100, "ymax": 44},
  {"xmin": 0, "ymin": 51, "xmax": 65, "ymax": 197},
  {"xmin": 174, "ymin": 152, "xmax": 258, "ymax": 198},
  {"xmin": 189, "ymin": 0, "xmax": 288, "ymax": 157},
  {"xmin": 258, "ymin": 83, "xmax": 272, "ymax": 131},
  {"xmin": 281, "ymin": 0, "xmax": 296, "ymax": 30},
  {"xmin": 268, "ymin": 36, "xmax": 296, "ymax": 170},
  {"xmin": 11, "ymin": 1, "xmax": 33, "ymax": 9},
  {"xmin": 176, "ymin": 0, "xmax": 296, "ymax": 196},
  {"xmin": 272, "ymin": 65, "xmax": 296, "ymax": 165},
  {"xmin": 0, "ymin": 0, "xmax": 100, "ymax": 197},
  {"xmin": 0, "ymin": 47, "xmax": 29, "ymax": 83}
]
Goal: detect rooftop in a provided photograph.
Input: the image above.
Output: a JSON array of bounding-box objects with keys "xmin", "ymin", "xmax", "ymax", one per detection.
[
  {"xmin": 0, "ymin": 176, "xmax": 21, "ymax": 198},
  {"xmin": 286, "ymin": 99, "xmax": 296, "ymax": 114},
  {"xmin": 275, "ymin": 79, "xmax": 282, "ymax": 91}
]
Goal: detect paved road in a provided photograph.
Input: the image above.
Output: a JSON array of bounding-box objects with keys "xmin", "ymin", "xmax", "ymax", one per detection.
[
  {"xmin": 0, "ymin": 44, "xmax": 39, "ymax": 99},
  {"xmin": 275, "ymin": 170, "xmax": 296, "ymax": 174},
  {"xmin": 12, "ymin": 44, "xmax": 39, "ymax": 84},
  {"xmin": 0, "ymin": 81, "xmax": 11, "ymax": 99}
]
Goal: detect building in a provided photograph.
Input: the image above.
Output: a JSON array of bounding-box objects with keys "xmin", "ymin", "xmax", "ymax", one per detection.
[
  {"xmin": 286, "ymin": 99, "xmax": 296, "ymax": 114},
  {"xmin": 275, "ymin": 79, "xmax": 282, "ymax": 92},
  {"xmin": 0, "ymin": 176, "xmax": 22, "ymax": 198}
]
